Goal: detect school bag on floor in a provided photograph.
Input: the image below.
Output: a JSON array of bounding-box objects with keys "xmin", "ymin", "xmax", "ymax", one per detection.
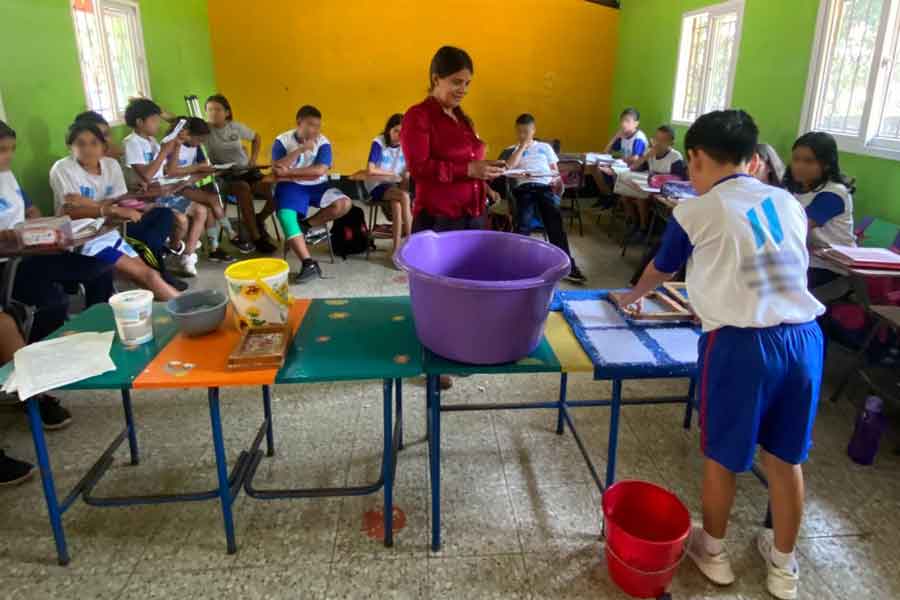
[{"xmin": 330, "ymin": 206, "xmax": 372, "ymax": 259}]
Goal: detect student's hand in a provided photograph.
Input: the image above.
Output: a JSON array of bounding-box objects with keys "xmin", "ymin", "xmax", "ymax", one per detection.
[
  {"xmin": 247, "ymin": 157, "xmax": 257, "ymax": 168},
  {"xmin": 598, "ymin": 165, "xmax": 614, "ymax": 176},
  {"xmin": 196, "ymin": 164, "xmax": 216, "ymax": 174},
  {"xmin": 486, "ymin": 188, "xmax": 501, "ymax": 206},
  {"xmin": 467, "ymin": 160, "xmax": 507, "ymax": 180},
  {"xmin": 160, "ymin": 139, "xmax": 177, "ymax": 156},
  {"xmin": 611, "ymin": 290, "xmax": 643, "ymax": 314},
  {"xmin": 0, "ymin": 230, "xmax": 18, "ymax": 247},
  {"xmin": 272, "ymin": 164, "xmax": 289, "ymax": 177},
  {"xmin": 110, "ymin": 206, "xmax": 142, "ymax": 223},
  {"xmin": 518, "ymin": 140, "xmax": 533, "ymax": 152},
  {"xmin": 300, "ymin": 138, "xmax": 316, "ymax": 153}
]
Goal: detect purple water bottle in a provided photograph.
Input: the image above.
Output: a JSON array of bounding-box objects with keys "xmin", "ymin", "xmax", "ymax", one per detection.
[{"xmin": 847, "ymin": 396, "xmax": 888, "ymax": 465}]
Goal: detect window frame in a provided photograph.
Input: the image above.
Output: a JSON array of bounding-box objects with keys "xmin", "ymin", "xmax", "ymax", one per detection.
[
  {"xmin": 800, "ymin": 0, "xmax": 900, "ymax": 161},
  {"xmin": 70, "ymin": 0, "xmax": 152, "ymax": 126},
  {"xmin": 671, "ymin": 0, "xmax": 746, "ymax": 126}
]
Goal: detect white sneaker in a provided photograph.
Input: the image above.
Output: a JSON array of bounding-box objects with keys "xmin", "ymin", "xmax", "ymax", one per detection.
[
  {"xmin": 686, "ymin": 525, "xmax": 736, "ymax": 585},
  {"xmin": 179, "ymin": 252, "xmax": 198, "ymax": 277},
  {"xmin": 756, "ymin": 529, "xmax": 799, "ymax": 600}
]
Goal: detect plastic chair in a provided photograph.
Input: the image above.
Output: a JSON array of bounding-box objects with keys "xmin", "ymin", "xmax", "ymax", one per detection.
[
  {"xmin": 557, "ymin": 160, "xmax": 585, "ymax": 236},
  {"xmin": 280, "ymin": 208, "xmax": 335, "ymax": 264}
]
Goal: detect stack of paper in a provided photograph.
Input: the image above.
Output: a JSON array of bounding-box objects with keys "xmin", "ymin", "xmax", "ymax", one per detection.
[
  {"xmin": 2, "ymin": 332, "xmax": 116, "ymax": 400},
  {"xmin": 71, "ymin": 217, "xmax": 106, "ymax": 240},
  {"xmin": 818, "ymin": 245, "xmax": 900, "ymax": 270},
  {"xmin": 161, "ymin": 119, "xmax": 186, "ymax": 144}
]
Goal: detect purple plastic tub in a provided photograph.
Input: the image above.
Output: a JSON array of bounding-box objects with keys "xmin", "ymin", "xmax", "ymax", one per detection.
[{"xmin": 394, "ymin": 230, "xmax": 571, "ymax": 364}]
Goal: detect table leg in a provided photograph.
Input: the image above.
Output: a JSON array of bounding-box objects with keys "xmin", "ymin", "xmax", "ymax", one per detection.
[
  {"xmin": 395, "ymin": 378, "xmax": 404, "ymax": 451},
  {"xmin": 683, "ymin": 377, "xmax": 696, "ymax": 430},
  {"xmin": 425, "ymin": 376, "xmax": 431, "ymax": 443},
  {"xmin": 262, "ymin": 385, "xmax": 275, "ymax": 457},
  {"xmin": 208, "ymin": 387, "xmax": 237, "ymax": 554},
  {"xmin": 121, "ymin": 388, "xmax": 140, "ymax": 465},
  {"xmin": 383, "ymin": 379, "xmax": 395, "ymax": 547},
  {"xmin": 555, "ymin": 373, "xmax": 568, "ymax": 435},
  {"xmin": 605, "ymin": 379, "xmax": 623, "ymax": 489},
  {"xmin": 429, "ymin": 374, "xmax": 442, "ymax": 552},
  {"xmin": 27, "ymin": 397, "xmax": 69, "ymax": 565}
]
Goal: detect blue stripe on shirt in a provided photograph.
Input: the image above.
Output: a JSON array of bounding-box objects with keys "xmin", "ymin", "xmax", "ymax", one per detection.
[
  {"xmin": 805, "ymin": 191, "xmax": 845, "ymax": 226},
  {"xmin": 271, "ymin": 139, "xmax": 288, "ymax": 162},
  {"xmin": 653, "ymin": 217, "xmax": 694, "ymax": 273},
  {"xmin": 367, "ymin": 141, "xmax": 383, "ymax": 165},
  {"xmin": 314, "ymin": 143, "xmax": 333, "ymax": 167}
]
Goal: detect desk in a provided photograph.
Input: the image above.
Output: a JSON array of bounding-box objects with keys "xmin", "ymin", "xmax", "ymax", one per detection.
[{"xmin": 813, "ymin": 251, "xmax": 900, "ymax": 307}]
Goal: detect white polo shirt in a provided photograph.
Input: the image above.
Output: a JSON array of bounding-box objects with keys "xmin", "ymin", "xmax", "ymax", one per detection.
[
  {"xmin": 272, "ymin": 131, "xmax": 332, "ymax": 187},
  {"xmin": 795, "ymin": 181, "xmax": 856, "ymax": 272},
  {"xmin": 0, "ymin": 171, "xmax": 26, "ymax": 230}
]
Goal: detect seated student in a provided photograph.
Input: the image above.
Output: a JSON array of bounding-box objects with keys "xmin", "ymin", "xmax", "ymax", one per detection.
[
  {"xmin": 204, "ymin": 94, "xmax": 276, "ymax": 254},
  {"xmin": 752, "ymin": 143, "xmax": 786, "ymax": 187},
  {"xmin": 784, "ymin": 132, "xmax": 856, "ymax": 289},
  {"xmin": 52, "ymin": 121, "xmax": 178, "ymax": 300},
  {"xmin": 165, "ymin": 117, "xmax": 237, "ymax": 266},
  {"xmin": 123, "ymin": 99, "xmax": 207, "ymax": 279},
  {"xmin": 617, "ymin": 110, "xmax": 824, "ymax": 600},
  {"xmin": 272, "ymin": 105, "xmax": 352, "ymax": 283},
  {"xmin": 365, "ymin": 113, "xmax": 412, "ymax": 257},
  {"xmin": 505, "ymin": 114, "xmax": 586, "ymax": 284},
  {"xmin": 74, "ymin": 111, "xmax": 124, "ymax": 160},
  {"xmin": 621, "ymin": 124, "xmax": 687, "ymax": 240},
  {"xmin": 592, "ymin": 107, "xmax": 648, "ymax": 205}
]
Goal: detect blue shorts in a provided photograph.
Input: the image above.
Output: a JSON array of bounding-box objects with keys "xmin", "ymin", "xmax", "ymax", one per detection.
[
  {"xmin": 698, "ymin": 321, "xmax": 824, "ymax": 472},
  {"xmin": 156, "ymin": 195, "xmax": 191, "ymax": 213},
  {"xmin": 275, "ymin": 182, "xmax": 347, "ymax": 216},
  {"xmin": 370, "ymin": 183, "xmax": 393, "ymax": 202}
]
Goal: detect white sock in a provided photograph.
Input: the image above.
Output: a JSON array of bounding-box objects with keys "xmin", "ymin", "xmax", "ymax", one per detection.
[
  {"xmin": 702, "ymin": 529, "xmax": 725, "ymax": 556},
  {"xmin": 770, "ymin": 546, "xmax": 797, "ymax": 571},
  {"xmin": 207, "ymin": 225, "xmax": 220, "ymax": 251},
  {"xmin": 218, "ymin": 217, "xmax": 235, "ymax": 237}
]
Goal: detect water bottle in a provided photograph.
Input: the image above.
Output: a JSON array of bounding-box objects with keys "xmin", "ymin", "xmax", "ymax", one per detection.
[{"xmin": 847, "ymin": 396, "xmax": 888, "ymax": 465}]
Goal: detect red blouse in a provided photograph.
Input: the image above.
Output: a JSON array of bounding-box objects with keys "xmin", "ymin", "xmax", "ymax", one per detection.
[{"xmin": 400, "ymin": 96, "xmax": 486, "ymax": 219}]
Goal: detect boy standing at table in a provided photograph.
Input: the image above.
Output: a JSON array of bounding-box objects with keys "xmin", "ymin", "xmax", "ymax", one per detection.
[{"xmin": 614, "ymin": 110, "xmax": 825, "ymax": 600}]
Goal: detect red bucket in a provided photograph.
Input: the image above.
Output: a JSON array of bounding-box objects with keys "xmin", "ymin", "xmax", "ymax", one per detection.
[{"xmin": 602, "ymin": 480, "xmax": 691, "ymax": 598}]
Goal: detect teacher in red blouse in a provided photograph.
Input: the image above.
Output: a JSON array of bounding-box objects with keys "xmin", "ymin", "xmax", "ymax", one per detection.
[{"xmin": 401, "ymin": 46, "xmax": 506, "ymax": 232}]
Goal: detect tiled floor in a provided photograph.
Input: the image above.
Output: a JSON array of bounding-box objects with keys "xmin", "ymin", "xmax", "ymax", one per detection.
[{"xmin": 1, "ymin": 212, "xmax": 898, "ymax": 599}]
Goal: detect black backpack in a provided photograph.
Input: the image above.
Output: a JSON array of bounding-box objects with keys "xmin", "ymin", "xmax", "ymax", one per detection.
[{"xmin": 330, "ymin": 206, "xmax": 373, "ymax": 259}]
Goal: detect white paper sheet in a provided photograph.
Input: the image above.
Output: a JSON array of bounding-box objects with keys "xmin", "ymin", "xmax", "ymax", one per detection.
[
  {"xmin": 568, "ymin": 299, "xmax": 627, "ymax": 328},
  {"xmin": 161, "ymin": 119, "xmax": 186, "ymax": 144},
  {"xmin": 158, "ymin": 176, "xmax": 190, "ymax": 186},
  {"xmin": 645, "ymin": 328, "xmax": 699, "ymax": 364},
  {"xmin": 504, "ymin": 168, "xmax": 555, "ymax": 178},
  {"xmin": 213, "ymin": 162, "xmax": 235, "ymax": 170},
  {"xmin": 585, "ymin": 328, "xmax": 657, "ymax": 365},
  {"xmin": 71, "ymin": 217, "xmax": 106, "ymax": 239},
  {"xmin": 4, "ymin": 332, "xmax": 116, "ymax": 400}
]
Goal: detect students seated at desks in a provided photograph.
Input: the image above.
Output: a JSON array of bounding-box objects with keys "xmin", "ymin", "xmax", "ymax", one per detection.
[
  {"xmin": 272, "ymin": 105, "xmax": 352, "ymax": 283},
  {"xmin": 52, "ymin": 121, "xmax": 179, "ymax": 300},
  {"xmin": 621, "ymin": 124, "xmax": 686, "ymax": 241},
  {"xmin": 618, "ymin": 110, "xmax": 824, "ymax": 600},
  {"xmin": 505, "ymin": 114, "xmax": 586, "ymax": 284},
  {"xmin": 165, "ymin": 117, "xmax": 237, "ymax": 266},
  {"xmin": 592, "ymin": 107, "xmax": 648, "ymax": 205},
  {"xmin": 784, "ymin": 131, "xmax": 856, "ymax": 289},
  {"xmin": 752, "ymin": 143, "xmax": 786, "ymax": 187},
  {"xmin": 123, "ymin": 99, "xmax": 207, "ymax": 279},
  {"xmin": 74, "ymin": 111, "xmax": 124, "ymax": 160},
  {"xmin": 365, "ymin": 113, "xmax": 412, "ymax": 257},
  {"xmin": 204, "ymin": 94, "xmax": 277, "ymax": 254}
]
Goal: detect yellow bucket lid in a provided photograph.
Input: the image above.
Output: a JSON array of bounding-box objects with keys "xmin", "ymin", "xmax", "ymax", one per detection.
[{"xmin": 225, "ymin": 258, "xmax": 289, "ymax": 280}]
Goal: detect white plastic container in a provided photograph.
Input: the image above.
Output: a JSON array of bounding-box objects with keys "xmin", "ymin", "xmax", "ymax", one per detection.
[{"xmin": 109, "ymin": 290, "xmax": 154, "ymax": 346}]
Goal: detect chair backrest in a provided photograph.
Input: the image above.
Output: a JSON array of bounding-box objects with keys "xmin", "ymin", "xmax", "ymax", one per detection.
[{"xmin": 557, "ymin": 160, "xmax": 584, "ymax": 190}]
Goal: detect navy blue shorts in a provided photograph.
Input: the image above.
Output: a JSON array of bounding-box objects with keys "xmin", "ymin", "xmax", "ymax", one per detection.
[
  {"xmin": 370, "ymin": 183, "xmax": 393, "ymax": 202},
  {"xmin": 698, "ymin": 321, "xmax": 824, "ymax": 472},
  {"xmin": 274, "ymin": 182, "xmax": 347, "ymax": 216}
]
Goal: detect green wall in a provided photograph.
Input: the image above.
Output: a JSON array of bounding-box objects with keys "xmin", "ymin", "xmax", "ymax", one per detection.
[
  {"xmin": 610, "ymin": 0, "xmax": 900, "ymax": 223},
  {"xmin": 0, "ymin": 0, "xmax": 217, "ymax": 213}
]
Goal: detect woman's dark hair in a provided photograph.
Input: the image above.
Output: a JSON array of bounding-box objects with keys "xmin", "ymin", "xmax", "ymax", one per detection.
[
  {"xmin": 783, "ymin": 131, "xmax": 855, "ymax": 194},
  {"xmin": 74, "ymin": 110, "xmax": 109, "ymax": 127},
  {"xmin": 429, "ymin": 46, "xmax": 474, "ymax": 91},
  {"xmin": 685, "ymin": 109, "xmax": 758, "ymax": 165},
  {"xmin": 169, "ymin": 116, "xmax": 210, "ymax": 137},
  {"xmin": 124, "ymin": 98, "xmax": 162, "ymax": 128},
  {"xmin": 205, "ymin": 94, "xmax": 233, "ymax": 121},
  {"xmin": 755, "ymin": 143, "xmax": 785, "ymax": 187},
  {"xmin": 66, "ymin": 121, "xmax": 107, "ymax": 147},
  {"xmin": 382, "ymin": 113, "xmax": 404, "ymax": 146},
  {"xmin": 0, "ymin": 120, "xmax": 15, "ymax": 140}
]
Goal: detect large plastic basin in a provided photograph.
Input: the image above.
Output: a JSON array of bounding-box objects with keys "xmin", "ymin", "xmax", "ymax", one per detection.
[{"xmin": 395, "ymin": 230, "xmax": 570, "ymax": 364}]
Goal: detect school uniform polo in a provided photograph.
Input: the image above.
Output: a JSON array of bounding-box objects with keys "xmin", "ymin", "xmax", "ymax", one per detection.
[
  {"xmin": 272, "ymin": 131, "xmax": 345, "ymax": 217},
  {"xmin": 123, "ymin": 133, "xmax": 190, "ymax": 213},
  {"xmin": 0, "ymin": 171, "xmax": 28, "ymax": 230},
  {"xmin": 366, "ymin": 135, "xmax": 407, "ymax": 200},
  {"xmin": 795, "ymin": 182, "xmax": 855, "ymax": 273},
  {"xmin": 647, "ymin": 149, "xmax": 687, "ymax": 178},
  {"xmin": 177, "ymin": 143, "xmax": 206, "ymax": 168},
  {"xmin": 611, "ymin": 130, "xmax": 648, "ymax": 159},
  {"xmin": 653, "ymin": 174, "xmax": 825, "ymax": 472}
]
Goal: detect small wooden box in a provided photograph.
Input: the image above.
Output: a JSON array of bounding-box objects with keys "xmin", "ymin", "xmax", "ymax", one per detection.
[{"xmin": 227, "ymin": 325, "xmax": 291, "ymax": 371}]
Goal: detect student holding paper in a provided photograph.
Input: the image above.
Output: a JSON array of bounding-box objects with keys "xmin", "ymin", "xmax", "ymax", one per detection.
[{"xmin": 505, "ymin": 113, "xmax": 585, "ymax": 284}]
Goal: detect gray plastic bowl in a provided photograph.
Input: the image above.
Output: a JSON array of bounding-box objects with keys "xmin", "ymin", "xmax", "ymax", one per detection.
[{"xmin": 166, "ymin": 289, "xmax": 228, "ymax": 337}]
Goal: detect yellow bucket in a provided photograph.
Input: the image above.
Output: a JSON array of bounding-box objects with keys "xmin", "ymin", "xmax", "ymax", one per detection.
[{"xmin": 224, "ymin": 258, "xmax": 291, "ymax": 329}]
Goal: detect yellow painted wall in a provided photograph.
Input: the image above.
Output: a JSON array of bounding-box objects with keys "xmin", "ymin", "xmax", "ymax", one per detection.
[{"xmin": 207, "ymin": 0, "xmax": 619, "ymax": 173}]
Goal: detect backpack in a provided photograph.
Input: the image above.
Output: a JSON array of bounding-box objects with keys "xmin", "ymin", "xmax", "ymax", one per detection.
[
  {"xmin": 488, "ymin": 211, "xmax": 513, "ymax": 233},
  {"xmin": 330, "ymin": 206, "xmax": 372, "ymax": 259}
]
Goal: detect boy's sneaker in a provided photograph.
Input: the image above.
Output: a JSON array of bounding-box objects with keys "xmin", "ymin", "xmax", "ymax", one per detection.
[
  {"xmin": 290, "ymin": 260, "xmax": 322, "ymax": 284},
  {"xmin": 179, "ymin": 253, "xmax": 198, "ymax": 277},
  {"xmin": 565, "ymin": 265, "xmax": 588, "ymax": 284},
  {"xmin": 231, "ymin": 237, "xmax": 255, "ymax": 254},
  {"xmin": 38, "ymin": 395, "xmax": 73, "ymax": 430},
  {"xmin": 304, "ymin": 227, "xmax": 329, "ymax": 245},
  {"xmin": 254, "ymin": 236, "xmax": 278, "ymax": 255},
  {"xmin": 208, "ymin": 248, "xmax": 235, "ymax": 263},
  {"xmin": 0, "ymin": 451, "xmax": 35, "ymax": 487},
  {"xmin": 686, "ymin": 525, "xmax": 735, "ymax": 586},
  {"xmin": 162, "ymin": 271, "xmax": 189, "ymax": 292},
  {"xmin": 757, "ymin": 529, "xmax": 799, "ymax": 600}
]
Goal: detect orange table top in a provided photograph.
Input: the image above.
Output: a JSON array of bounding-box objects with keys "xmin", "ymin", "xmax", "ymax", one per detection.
[{"xmin": 132, "ymin": 300, "xmax": 310, "ymax": 389}]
